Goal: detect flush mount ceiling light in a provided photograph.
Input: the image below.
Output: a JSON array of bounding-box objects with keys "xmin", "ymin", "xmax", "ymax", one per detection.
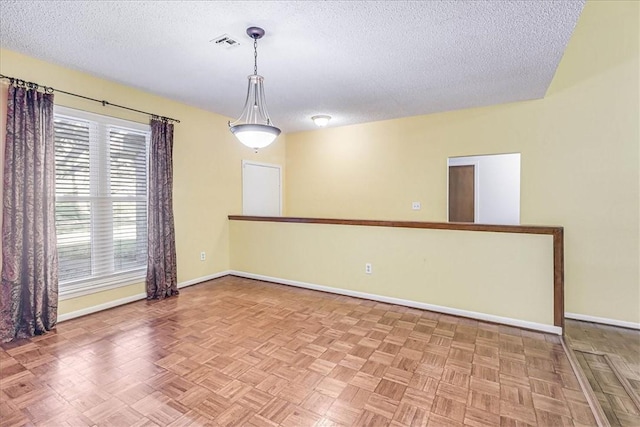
[
  {"xmin": 229, "ymin": 27, "xmax": 281, "ymax": 151},
  {"xmin": 311, "ymin": 115, "xmax": 331, "ymax": 127}
]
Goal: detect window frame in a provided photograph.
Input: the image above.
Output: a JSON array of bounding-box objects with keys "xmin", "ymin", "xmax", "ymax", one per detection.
[{"xmin": 54, "ymin": 106, "xmax": 150, "ymax": 300}]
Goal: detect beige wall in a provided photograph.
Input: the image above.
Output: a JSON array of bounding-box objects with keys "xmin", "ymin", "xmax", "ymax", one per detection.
[
  {"xmin": 285, "ymin": 1, "xmax": 640, "ymax": 324},
  {"xmin": 230, "ymin": 220, "xmax": 556, "ymax": 330},
  {"xmin": 0, "ymin": 49, "xmax": 287, "ymax": 315}
]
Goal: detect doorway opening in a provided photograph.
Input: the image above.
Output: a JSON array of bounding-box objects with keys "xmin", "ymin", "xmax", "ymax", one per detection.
[{"xmin": 447, "ymin": 153, "xmax": 520, "ymax": 225}]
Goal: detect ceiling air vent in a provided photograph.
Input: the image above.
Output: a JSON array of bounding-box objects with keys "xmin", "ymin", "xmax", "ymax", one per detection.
[{"xmin": 211, "ymin": 34, "xmax": 240, "ymax": 48}]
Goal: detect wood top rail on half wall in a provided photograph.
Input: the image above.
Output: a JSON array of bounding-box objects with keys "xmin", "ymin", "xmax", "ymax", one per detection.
[{"xmin": 228, "ymin": 215, "xmax": 565, "ymax": 330}]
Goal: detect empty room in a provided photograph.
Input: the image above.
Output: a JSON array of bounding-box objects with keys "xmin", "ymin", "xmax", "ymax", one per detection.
[{"xmin": 0, "ymin": 1, "xmax": 638, "ymax": 426}]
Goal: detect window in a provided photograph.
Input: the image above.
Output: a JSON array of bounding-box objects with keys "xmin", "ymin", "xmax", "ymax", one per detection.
[{"xmin": 54, "ymin": 106, "xmax": 150, "ymax": 297}]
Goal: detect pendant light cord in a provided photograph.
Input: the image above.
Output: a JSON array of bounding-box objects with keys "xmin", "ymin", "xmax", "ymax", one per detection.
[{"xmin": 253, "ymin": 38, "xmax": 258, "ymax": 75}]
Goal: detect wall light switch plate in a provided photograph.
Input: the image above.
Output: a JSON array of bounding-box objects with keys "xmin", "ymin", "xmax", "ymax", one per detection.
[{"xmin": 412, "ymin": 202, "xmax": 421, "ymax": 210}]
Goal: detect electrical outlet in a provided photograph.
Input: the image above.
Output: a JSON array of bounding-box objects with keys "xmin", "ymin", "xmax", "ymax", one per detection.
[
  {"xmin": 412, "ymin": 201, "xmax": 421, "ymax": 210},
  {"xmin": 200, "ymin": 251, "xmax": 206, "ymax": 261},
  {"xmin": 365, "ymin": 263, "xmax": 372, "ymax": 274}
]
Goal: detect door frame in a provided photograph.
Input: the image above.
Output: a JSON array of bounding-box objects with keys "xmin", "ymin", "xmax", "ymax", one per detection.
[
  {"xmin": 446, "ymin": 159, "xmax": 480, "ymax": 223},
  {"xmin": 242, "ymin": 160, "xmax": 283, "ymax": 216}
]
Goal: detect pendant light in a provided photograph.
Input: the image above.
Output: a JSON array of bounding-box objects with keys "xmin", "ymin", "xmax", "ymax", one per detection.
[{"xmin": 229, "ymin": 27, "xmax": 281, "ymax": 151}]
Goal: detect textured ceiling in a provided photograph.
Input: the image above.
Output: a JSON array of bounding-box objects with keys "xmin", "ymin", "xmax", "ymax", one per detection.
[{"xmin": 0, "ymin": 1, "xmax": 584, "ymax": 133}]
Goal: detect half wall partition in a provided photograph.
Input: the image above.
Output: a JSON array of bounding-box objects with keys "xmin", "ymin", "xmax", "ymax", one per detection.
[{"xmin": 229, "ymin": 216, "xmax": 563, "ymax": 334}]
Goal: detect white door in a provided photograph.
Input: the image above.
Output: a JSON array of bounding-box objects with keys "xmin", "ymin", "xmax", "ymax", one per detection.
[{"xmin": 242, "ymin": 160, "xmax": 282, "ymax": 216}]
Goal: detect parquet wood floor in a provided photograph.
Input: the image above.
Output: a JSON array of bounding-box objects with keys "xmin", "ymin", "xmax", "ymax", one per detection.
[
  {"xmin": 574, "ymin": 352, "xmax": 640, "ymax": 427},
  {"xmin": 565, "ymin": 319, "xmax": 640, "ymax": 427},
  {"xmin": 1, "ymin": 277, "xmax": 595, "ymax": 426}
]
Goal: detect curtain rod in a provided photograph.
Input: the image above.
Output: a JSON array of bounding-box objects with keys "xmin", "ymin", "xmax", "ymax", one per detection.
[{"xmin": 0, "ymin": 73, "xmax": 180, "ymax": 123}]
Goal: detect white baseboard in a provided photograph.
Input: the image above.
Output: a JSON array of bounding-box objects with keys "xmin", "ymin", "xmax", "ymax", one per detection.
[
  {"xmin": 178, "ymin": 271, "xmax": 232, "ymax": 289},
  {"xmin": 57, "ymin": 292, "xmax": 147, "ymax": 322},
  {"xmin": 57, "ymin": 271, "xmax": 231, "ymax": 323},
  {"xmin": 230, "ymin": 270, "xmax": 562, "ymax": 335},
  {"xmin": 566, "ymin": 312, "xmax": 640, "ymax": 330}
]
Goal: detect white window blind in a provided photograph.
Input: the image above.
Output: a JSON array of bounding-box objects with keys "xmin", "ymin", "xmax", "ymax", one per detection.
[{"xmin": 54, "ymin": 106, "xmax": 150, "ymax": 297}]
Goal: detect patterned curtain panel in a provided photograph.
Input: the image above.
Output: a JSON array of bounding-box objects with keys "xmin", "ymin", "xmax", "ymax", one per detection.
[
  {"xmin": 146, "ymin": 119, "xmax": 178, "ymax": 299},
  {"xmin": 0, "ymin": 84, "xmax": 58, "ymax": 342}
]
